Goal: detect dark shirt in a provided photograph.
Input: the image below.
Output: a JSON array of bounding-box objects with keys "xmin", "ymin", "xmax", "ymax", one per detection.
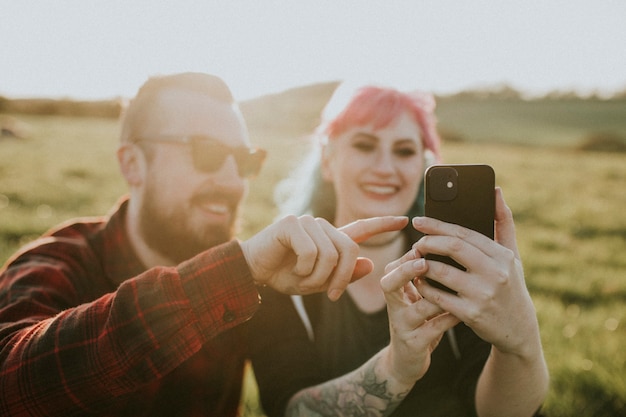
[
  {"xmin": 250, "ymin": 228, "xmax": 491, "ymax": 417},
  {"xmin": 0, "ymin": 197, "xmax": 259, "ymax": 416}
]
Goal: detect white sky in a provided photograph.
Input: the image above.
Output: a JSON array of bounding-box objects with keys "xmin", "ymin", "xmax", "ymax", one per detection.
[{"xmin": 1, "ymin": 0, "xmax": 625, "ymax": 101}]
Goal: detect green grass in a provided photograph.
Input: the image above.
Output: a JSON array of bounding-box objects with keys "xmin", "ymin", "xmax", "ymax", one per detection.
[
  {"xmin": 436, "ymin": 97, "xmax": 626, "ymax": 148},
  {"xmin": 0, "ymin": 115, "xmax": 124, "ymax": 254},
  {"xmin": 1, "ymin": 95, "xmax": 626, "ymax": 416},
  {"xmin": 439, "ymin": 144, "xmax": 626, "ymax": 416}
]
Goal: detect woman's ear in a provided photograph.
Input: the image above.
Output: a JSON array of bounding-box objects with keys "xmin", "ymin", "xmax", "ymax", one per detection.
[
  {"xmin": 320, "ymin": 145, "xmax": 334, "ymax": 182},
  {"xmin": 117, "ymin": 144, "xmax": 146, "ymax": 186}
]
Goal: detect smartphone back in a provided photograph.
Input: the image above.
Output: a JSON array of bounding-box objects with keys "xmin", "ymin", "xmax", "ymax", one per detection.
[{"xmin": 424, "ymin": 164, "xmax": 495, "ymax": 285}]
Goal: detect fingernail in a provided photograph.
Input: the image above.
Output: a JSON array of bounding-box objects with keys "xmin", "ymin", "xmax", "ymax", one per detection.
[
  {"xmin": 328, "ymin": 289, "xmax": 343, "ymax": 301},
  {"xmin": 412, "ymin": 217, "xmax": 424, "ymax": 226},
  {"xmin": 413, "ymin": 258, "xmax": 425, "ymax": 270}
]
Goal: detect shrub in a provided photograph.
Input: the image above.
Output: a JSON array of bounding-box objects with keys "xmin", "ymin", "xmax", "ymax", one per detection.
[{"xmin": 577, "ymin": 132, "xmax": 626, "ymax": 153}]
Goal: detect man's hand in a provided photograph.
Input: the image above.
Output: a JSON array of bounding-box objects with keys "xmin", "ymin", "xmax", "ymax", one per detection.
[{"xmin": 240, "ymin": 215, "xmax": 408, "ymax": 301}]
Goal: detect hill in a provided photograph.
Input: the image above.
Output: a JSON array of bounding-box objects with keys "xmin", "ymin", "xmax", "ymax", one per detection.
[{"xmin": 3, "ymin": 82, "xmax": 626, "ymax": 150}]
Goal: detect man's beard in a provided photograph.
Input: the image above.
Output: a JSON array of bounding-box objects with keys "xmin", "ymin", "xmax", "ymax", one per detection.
[{"xmin": 138, "ymin": 184, "xmax": 240, "ymax": 265}]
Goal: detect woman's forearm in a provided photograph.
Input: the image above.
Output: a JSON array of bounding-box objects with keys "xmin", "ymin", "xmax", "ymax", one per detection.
[
  {"xmin": 285, "ymin": 347, "xmax": 414, "ymax": 417},
  {"xmin": 475, "ymin": 342, "xmax": 549, "ymax": 417}
]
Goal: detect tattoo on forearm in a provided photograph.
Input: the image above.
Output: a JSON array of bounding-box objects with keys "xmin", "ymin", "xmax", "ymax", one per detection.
[{"xmin": 286, "ymin": 357, "xmax": 410, "ymax": 417}]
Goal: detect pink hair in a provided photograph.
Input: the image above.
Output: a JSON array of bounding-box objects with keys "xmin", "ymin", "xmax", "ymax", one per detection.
[{"xmin": 321, "ymin": 85, "xmax": 441, "ymax": 161}]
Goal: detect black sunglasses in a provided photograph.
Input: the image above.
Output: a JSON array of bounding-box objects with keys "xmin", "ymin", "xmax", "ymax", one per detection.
[{"xmin": 134, "ymin": 135, "xmax": 266, "ymax": 178}]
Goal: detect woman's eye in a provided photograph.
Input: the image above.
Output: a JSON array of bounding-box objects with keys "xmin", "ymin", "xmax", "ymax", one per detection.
[
  {"xmin": 395, "ymin": 147, "xmax": 417, "ymax": 157},
  {"xmin": 353, "ymin": 142, "xmax": 376, "ymax": 152}
]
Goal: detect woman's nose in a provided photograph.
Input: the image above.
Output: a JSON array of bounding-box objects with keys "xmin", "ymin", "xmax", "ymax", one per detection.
[{"xmin": 371, "ymin": 150, "xmax": 395, "ymax": 174}]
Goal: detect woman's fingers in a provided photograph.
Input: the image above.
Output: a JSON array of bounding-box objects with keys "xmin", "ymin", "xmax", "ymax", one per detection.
[
  {"xmin": 381, "ymin": 258, "xmax": 426, "ymax": 298},
  {"xmin": 494, "ymin": 187, "xmax": 520, "ymax": 257},
  {"xmin": 384, "ymin": 244, "xmax": 422, "ymax": 274}
]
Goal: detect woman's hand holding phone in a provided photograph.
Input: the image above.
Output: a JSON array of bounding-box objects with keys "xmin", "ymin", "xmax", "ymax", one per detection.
[
  {"xmin": 379, "ymin": 248, "xmax": 460, "ymax": 386},
  {"xmin": 412, "ymin": 188, "xmax": 541, "ymax": 357}
]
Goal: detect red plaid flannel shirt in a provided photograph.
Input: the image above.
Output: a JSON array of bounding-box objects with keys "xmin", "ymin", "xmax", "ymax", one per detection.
[{"xmin": 0, "ymin": 197, "xmax": 260, "ymax": 416}]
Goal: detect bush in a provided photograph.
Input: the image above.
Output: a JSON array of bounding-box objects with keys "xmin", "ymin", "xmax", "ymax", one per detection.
[{"xmin": 577, "ymin": 132, "xmax": 626, "ymax": 153}]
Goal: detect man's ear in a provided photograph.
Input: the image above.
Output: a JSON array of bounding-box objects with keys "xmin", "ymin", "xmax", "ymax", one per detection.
[{"xmin": 117, "ymin": 144, "xmax": 146, "ymax": 186}]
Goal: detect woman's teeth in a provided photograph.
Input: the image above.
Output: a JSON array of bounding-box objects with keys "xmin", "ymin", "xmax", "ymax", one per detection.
[{"xmin": 363, "ymin": 185, "xmax": 396, "ymax": 195}]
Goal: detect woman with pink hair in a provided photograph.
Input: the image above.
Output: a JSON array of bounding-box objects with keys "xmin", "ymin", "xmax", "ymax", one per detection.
[{"xmin": 250, "ymin": 83, "xmax": 548, "ymax": 417}]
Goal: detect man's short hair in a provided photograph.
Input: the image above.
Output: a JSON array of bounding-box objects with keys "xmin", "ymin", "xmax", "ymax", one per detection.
[{"xmin": 120, "ymin": 72, "xmax": 235, "ymax": 143}]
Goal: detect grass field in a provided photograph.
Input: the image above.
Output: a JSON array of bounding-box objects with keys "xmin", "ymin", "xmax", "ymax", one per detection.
[{"xmin": 1, "ymin": 93, "xmax": 625, "ymax": 416}]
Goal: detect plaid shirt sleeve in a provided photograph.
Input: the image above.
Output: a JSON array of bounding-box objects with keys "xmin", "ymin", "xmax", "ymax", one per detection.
[{"xmin": 0, "ymin": 239, "xmax": 259, "ymax": 416}]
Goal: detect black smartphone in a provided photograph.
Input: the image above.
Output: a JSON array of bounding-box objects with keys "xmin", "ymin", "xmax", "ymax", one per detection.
[{"xmin": 423, "ymin": 164, "xmax": 495, "ymax": 293}]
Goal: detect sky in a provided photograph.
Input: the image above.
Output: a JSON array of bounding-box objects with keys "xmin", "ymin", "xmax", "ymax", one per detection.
[{"xmin": 1, "ymin": 0, "xmax": 625, "ymax": 101}]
